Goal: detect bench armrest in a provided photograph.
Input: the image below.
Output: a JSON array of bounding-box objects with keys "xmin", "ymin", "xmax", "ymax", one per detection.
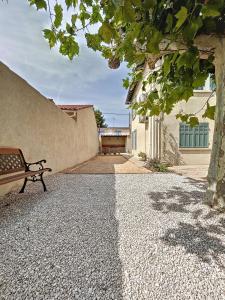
[{"xmin": 26, "ymin": 160, "xmax": 47, "ymax": 170}]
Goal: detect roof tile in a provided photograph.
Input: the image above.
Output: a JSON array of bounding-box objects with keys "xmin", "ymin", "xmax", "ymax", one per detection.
[{"xmin": 58, "ymin": 104, "xmax": 93, "ymax": 111}]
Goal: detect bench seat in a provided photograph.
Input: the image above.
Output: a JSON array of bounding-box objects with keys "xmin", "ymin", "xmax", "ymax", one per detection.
[
  {"xmin": 0, "ymin": 168, "xmax": 51, "ymax": 185},
  {"xmin": 0, "ymin": 147, "xmax": 51, "ymax": 193}
]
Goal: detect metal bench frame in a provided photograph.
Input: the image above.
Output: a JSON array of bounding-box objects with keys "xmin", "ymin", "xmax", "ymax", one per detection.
[{"xmin": 0, "ymin": 147, "xmax": 52, "ymax": 193}]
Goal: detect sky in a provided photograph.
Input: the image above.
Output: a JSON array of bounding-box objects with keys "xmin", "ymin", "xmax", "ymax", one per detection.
[{"xmin": 0, "ymin": 1, "xmax": 130, "ymax": 127}]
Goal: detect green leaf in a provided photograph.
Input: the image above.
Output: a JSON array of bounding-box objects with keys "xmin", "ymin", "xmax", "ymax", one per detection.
[
  {"xmin": 71, "ymin": 14, "xmax": 78, "ymax": 26},
  {"xmin": 171, "ymin": 51, "xmax": 179, "ymax": 64},
  {"xmin": 189, "ymin": 116, "xmax": 199, "ymax": 127},
  {"xmin": 203, "ymin": 104, "xmax": 215, "ymax": 120},
  {"xmin": 176, "ymin": 113, "xmax": 189, "ymax": 123},
  {"xmin": 101, "ymin": 47, "xmax": 113, "ymax": 59},
  {"xmin": 59, "ymin": 36, "xmax": 79, "ymax": 60},
  {"xmin": 79, "ymin": 4, "xmax": 91, "ymax": 27},
  {"xmin": 123, "ymin": 0, "xmax": 136, "ymax": 22},
  {"xmin": 98, "ymin": 23, "xmax": 114, "ymax": 43},
  {"xmin": 66, "ymin": 23, "xmax": 74, "ymax": 35},
  {"xmin": 192, "ymin": 73, "xmax": 207, "ymax": 88},
  {"xmin": 90, "ymin": 5, "xmax": 102, "ymax": 24},
  {"xmin": 54, "ymin": 4, "xmax": 63, "ymax": 28},
  {"xmin": 182, "ymin": 87, "xmax": 194, "ymax": 101},
  {"xmin": 176, "ymin": 51, "xmax": 195, "ymax": 69},
  {"xmin": 165, "ymin": 14, "xmax": 173, "ymax": 32},
  {"xmin": 29, "ymin": 0, "xmax": 47, "ymax": 10},
  {"xmin": 85, "ymin": 33, "xmax": 102, "ymax": 51},
  {"xmin": 183, "ymin": 17, "xmax": 203, "ymax": 41},
  {"xmin": 175, "ymin": 6, "xmax": 188, "ymax": 29},
  {"xmin": 146, "ymin": 29, "xmax": 162, "ymax": 54},
  {"xmin": 142, "ymin": 80, "xmax": 147, "ymax": 92},
  {"xmin": 147, "ymin": 90, "xmax": 159, "ymax": 102},
  {"xmin": 163, "ymin": 56, "xmax": 171, "ymax": 76},
  {"xmin": 143, "ymin": 0, "xmax": 157, "ymax": 9},
  {"xmin": 123, "ymin": 78, "xmax": 130, "ymax": 89},
  {"xmin": 43, "ymin": 29, "xmax": 57, "ymax": 48},
  {"xmin": 131, "ymin": 0, "xmax": 142, "ymax": 6},
  {"xmin": 202, "ymin": 6, "xmax": 220, "ymax": 18},
  {"xmin": 149, "ymin": 104, "xmax": 160, "ymax": 116},
  {"xmin": 65, "ymin": 0, "xmax": 77, "ymax": 9}
]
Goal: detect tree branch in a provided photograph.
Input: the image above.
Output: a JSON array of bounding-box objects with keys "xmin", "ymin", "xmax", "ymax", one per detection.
[{"xmin": 194, "ymin": 88, "xmax": 216, "ymax": 115}]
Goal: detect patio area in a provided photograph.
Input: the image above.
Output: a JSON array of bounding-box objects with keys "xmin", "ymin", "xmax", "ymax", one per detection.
[
  {"xmin": 1, "ymin": 172, "xmax": 225, "ymax": 299},
  {"xmin": 64, "ymin": 155, "xmax": 151, "ymax": 174}
]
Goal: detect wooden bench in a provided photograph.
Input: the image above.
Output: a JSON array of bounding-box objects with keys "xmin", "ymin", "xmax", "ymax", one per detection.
[{"xmin": 0, "ymin": 147, "xmax": 52, "ymax": 193}]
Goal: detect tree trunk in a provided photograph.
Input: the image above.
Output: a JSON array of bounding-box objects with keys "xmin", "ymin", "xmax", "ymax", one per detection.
[{"xmin": 205, "ymin": 38, "xmax": 225, "ymax": 210}]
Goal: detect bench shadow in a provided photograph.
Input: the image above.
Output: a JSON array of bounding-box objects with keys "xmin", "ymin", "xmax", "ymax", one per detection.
[
  {"xmin": 0, "ymin": 174, "xmax": 123, "ymax": 299},
  {"xmin": 148, "ymin": 177, "xmax": 225, "ymax": 267}
]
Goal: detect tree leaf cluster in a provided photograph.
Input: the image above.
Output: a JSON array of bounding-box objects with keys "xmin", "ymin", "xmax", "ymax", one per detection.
[
  {"xmin": 94, "ymin": 108, "xmax": 108, "ymax": 128},
  {"xmin": 28, "ymin": 0, "xmax": 224, "ymax": 122}
]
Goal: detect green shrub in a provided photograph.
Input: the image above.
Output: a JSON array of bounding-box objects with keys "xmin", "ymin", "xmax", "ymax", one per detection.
[
  {"xmin": 146, "ymin": 158, "xmax": 169, "ymax": 172},
  {"xmin": 138, "ymin": 152, "xmax": 147, "ymax": 161}
]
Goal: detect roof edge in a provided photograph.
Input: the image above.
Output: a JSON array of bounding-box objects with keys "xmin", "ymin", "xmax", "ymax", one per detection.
[{"xmin": 58, "ymin": 104, "xmax": 93, "ymax": 111}]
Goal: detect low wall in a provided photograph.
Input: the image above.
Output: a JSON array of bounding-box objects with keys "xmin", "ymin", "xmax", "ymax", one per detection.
[{"xmin": 0, "ymin": 62, "xmax": 99, "ymax": 195}]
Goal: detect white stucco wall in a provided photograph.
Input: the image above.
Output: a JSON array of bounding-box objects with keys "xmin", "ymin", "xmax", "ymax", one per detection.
[
  {"xmin": 129, "ymin": 62, "xmax": 215, "ymax": 165},
  {"xmin": 162, "ymin": 92, "xmax": 215, "ymax": 165},
  {"xmin": 0, "ymin": 62, "xmax": 99, "ymax": 195}
]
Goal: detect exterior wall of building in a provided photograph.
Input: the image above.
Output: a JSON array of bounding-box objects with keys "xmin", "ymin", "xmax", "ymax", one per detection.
[
  {"xmin": 100, "ymin": 127, "xmax": 130, "ymax": 136},
  {"xmin": 130, "ymin": 115, "xmax": 161, "ymax": 160},
  {"xmin": 101, "ymin": 136, "xmax": 126, "ymax": 147},
  {"xmin": 125, "ymin": 136, "xmax": 131, "ymax": 153},
  {"xmin": 130, "ymin": 114, "xmax": 149, "ymax": 156},
  {"xmin": 162, "ymin": 93, "xmax": 215, "ymax": 165},
  {"xmin": 129, "ymin": 66, "xmax": 160, "ymax": 160},
  {"xmin": 129, "ymin": 62, "xmax": 215, "ymax": 165},
  {"xmin": 0, "ymin": 63, "xmax": 99, "ymax": 195},
  {"xmin": 99, "ymin": 127, "xmax": 131, "ymax": 153}
]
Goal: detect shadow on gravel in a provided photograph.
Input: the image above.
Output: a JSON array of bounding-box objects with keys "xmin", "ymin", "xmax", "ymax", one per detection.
[
  {"xmin": 148, "ymin": 178, "xmax": 220, "ymax": 220},
  {"xmin": 0, "ymin": 175, "xmax": 123, "ymax": 299},
  {"xmin": 148, "ymin": 185, "xmax": 205, "ymax": 216},
  {"xmin": 147, "ymin": 178, "xmax": 220, "ymax": 220},
  {"xmin": 161, "ymin": 221, "xmax": 225, "ymax": 267},
  {"xmin": 148, "ymin": 178, "xmax": 225, "ymax": 266}
]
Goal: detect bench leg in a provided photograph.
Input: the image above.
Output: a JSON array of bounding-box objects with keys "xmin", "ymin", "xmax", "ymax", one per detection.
[
  {"xmin": 40, "ymin": 173, "xmax": 47, "ymax": 192},
  {"xmin": 19, "ymin": 178, "xmax": 28, "ymax": 193}
]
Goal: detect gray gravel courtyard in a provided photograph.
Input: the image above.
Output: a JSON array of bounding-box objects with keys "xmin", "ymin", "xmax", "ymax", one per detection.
[{"xmin": 1, "ymin": 173, "xmax": 225, "ymax": 299}]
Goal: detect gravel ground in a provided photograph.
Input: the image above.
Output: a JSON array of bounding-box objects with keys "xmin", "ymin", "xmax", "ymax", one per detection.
[{"xmin": 1, "ymin": 173, "xmax": 225, "ymax": 299}]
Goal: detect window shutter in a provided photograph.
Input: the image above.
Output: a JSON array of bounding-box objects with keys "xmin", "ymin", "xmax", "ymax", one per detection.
[
  {"xmin": 132, "ymin": 130, "xmax": 137, "ymax": 150},
  {"xmin": 179, "ymin": 123, "xmax": 209, "ymax": 148}
]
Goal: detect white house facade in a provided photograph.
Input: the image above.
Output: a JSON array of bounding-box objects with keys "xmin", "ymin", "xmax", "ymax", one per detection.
[{"xmin": 126, "ymin": 61, "xmax": 216, "ymax": 165}]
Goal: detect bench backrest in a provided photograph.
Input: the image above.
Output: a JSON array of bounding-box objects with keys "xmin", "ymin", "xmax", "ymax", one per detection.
[{"xmin": 0, "ymin": 147, "xmax": 26, "ymax": 175}]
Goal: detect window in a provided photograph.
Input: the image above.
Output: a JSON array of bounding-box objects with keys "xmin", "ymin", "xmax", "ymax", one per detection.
[
  {"xmin": 179, "ymin": 123, "xmax": 209, "ymax": 148},
  {"xmin": 132, "ymin": 130, "xmax": 137, "ymax": 150}
]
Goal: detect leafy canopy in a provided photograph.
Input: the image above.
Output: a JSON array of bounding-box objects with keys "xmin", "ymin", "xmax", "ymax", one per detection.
[
  {"xmin": 28, "ymin": 0, "xmax": 225, "ymax": 126},
  {"xmin": 94, "ymin": 108, "xmax": 108, "ymax": 128}
]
